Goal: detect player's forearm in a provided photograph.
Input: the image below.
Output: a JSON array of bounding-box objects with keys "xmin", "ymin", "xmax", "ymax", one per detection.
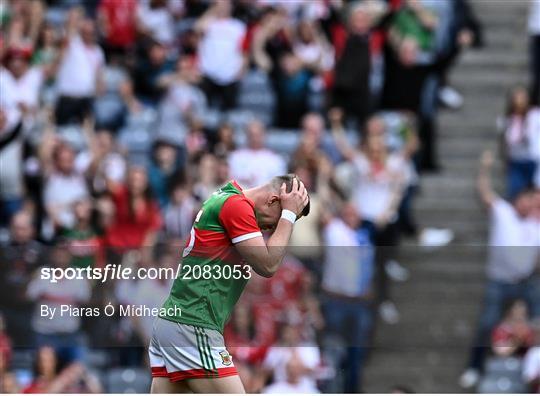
[{"xmin": 256, "ymin": 218, "xmax": 294, "ymax": 277}]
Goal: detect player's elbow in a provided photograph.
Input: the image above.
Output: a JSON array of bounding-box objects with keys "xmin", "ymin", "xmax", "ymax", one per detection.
[
  {"xmin": 260, "ymin": 269, "xmax": 277, "ymax": 278},
  {"xmin": 252, "ymin": 261, "xmax": 279, "ymax": 278},
  {"xmin": 254, "ymin": 266, "xmax": 277, "ymax": 278}
]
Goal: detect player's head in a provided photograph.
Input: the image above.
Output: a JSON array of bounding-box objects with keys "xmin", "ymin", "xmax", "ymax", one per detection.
[{"xmin": 254, "ymin": 174, "xmax": 310, "ymax": 230}]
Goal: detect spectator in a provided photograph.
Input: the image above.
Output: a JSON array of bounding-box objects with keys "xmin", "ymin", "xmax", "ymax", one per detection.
[
  {"xmin": 22, "ymin": 346, "xmax": 58, "ymax": 393},
  {"xmin": 500, "ymin": 85, "xmax": 540, "ymax": 199},
  {"xmin": 196, "ymin": 0, "xmax": 247, "ymax": 111},
  {"xmin": 32, "ymin": 23, "xmax": 61, "ymax": 106},
  {"xmin": 375, "ymin": 111, "xmax": 420, "ymax": 235},
  {"xmin": 460, "ymin": 151, "xmax": 540, "ymax": 389},
  {"xmin": 389, "ymin": 0, "xmax": 438, "ymax": 53},
  {"xmin": 191, "ymin": 152, "xmax": 222, "ymax": 201},
  {"xmin": 293, "ymin": 20, "xmax": 334, "ymax": 76},
  {"xmin": 55, "ymin": 8, "xmax": 105, "ymax": 125},
  {"xmin": 181, "ymin": 119, "xmax": 208, "ymax": 161},
  {"xmin": 437, "ymin": 0, "xmax": 483, "ymax": 109},
  {"xmin": 2, "ymin": 1, "xmax": 44, "ymax": 51},
  {"xmin": 103, "ymin": 167, "xmax": 162, "ymax": 257},
  {"xmin": 321, "ymin": 202, "xmax": 375, "ymax": 392},
  {"xmin": 132, "ymin": 41, "xmax": 175, "ymax": 106},
  {"xmin": 76, "ymin": 124, "xmax": 127, "ymax": 195},
  {"xmin": 136, "ymin": 0, "xmax": 175, "ymax": 47},
  {"xmin": 213, "ymin": 122, "xmax": 236, "ymax": 157},
  {"xmin": 333, "ymin": 115, "xmax": 411, "ymax": 324},
  {"xmin": 2, "ymin": 47, "xmax": 46, "ymax": 119},
  {"xmin": 42, "ymin": 140, "xmax": 89, "ymax": 232},
  {"xmin": 262, "ymin": 323, "xmax": 321, "ymax": 393},
  {"xmin": 97, "ymin": 0, "xmax": 137, "ymax": 60},
  {"xmin": 491, "ymin": 299, "xmax": 535, "ymax": 357},
  {"xmin": 163, "ymin": 183, "xmax": 198, "ymax": 241},
  {"xmin": 27, "ymin": 245, "xmax": 91, "ymax": 363},
  {"xmin": 158, "ymin": 56, "xmax": 206, "ymax": 132},
  {"xmin": 148, "ymin": 138, "xmax": 185, "ymax": 208},
  {"xmin": 32, "ymin": 23, "xmax": 61, "ymax": 69},
  {"xmin": 23, "ymin": 346, "xmax": 102, "ymax": 393},
  {"xmin": 251, "ymin": 6, "xmax": 291, "ymax": 74},
  {"xmin": 332, "ymin": 1, "xmax": 381, "ymax": 127},
  {"xmin": 273, "ymin": 51, "xmax": 313, "ymax": 128},
  {"xmin": 530, "ymin": 0, "xmax": 540, "ymax": 105},
  {"xmin": 0, "ymin": 211, "xmax": 45, "ymax": 345},
  {"xmin": 263, "ymin": 353, "xmax": 320, "ymax": 394},
  {"xmin": 59, "ymin": 199, "xmax": 103, "ymax": 269},
  {"xmin": 292, "ymin": 112, "xmax": 341, "ymax": 166},
  {"xmin": 381, "ymin": 32, "xmax": 469, "ymax": 170},
  {"xmin": 117, "ymin": 77, "xmax": 159, "ymax": 132},
  {"xmin": 228, "ymin": 120, "xmax": 286, "ymax": 188}
]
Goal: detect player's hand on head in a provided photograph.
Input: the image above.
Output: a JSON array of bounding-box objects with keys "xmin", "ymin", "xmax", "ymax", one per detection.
[{"xmin": 279, "ymin": 178, "xmax": 309, "ymax": 217}]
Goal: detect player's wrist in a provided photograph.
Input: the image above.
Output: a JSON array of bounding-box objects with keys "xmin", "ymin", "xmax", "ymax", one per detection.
[{"xmin": 280, "ymin": 209, "xmax": 296, "ymax": 224}]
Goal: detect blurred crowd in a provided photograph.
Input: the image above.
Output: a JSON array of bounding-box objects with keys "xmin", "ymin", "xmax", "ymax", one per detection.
[{"xmin": 0, "ymin": 0, "xmax": 538, "ymax": 393}]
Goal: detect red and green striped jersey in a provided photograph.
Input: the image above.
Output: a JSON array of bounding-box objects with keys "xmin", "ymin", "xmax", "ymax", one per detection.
[{"xmin": 160, "ymin": 181, "xmax": 262, "ymax": 332}]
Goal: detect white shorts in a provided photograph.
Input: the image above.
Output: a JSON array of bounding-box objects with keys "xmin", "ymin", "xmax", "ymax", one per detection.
[{"xmin": 149, "ymin": 317, "xmax": 237, "ymax": 382}]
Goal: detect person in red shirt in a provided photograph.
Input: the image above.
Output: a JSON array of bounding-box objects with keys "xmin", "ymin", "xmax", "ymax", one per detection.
[
  {"xmin": 492, "ymin": 299, "xmax": 535, "ymax": 357},
  {"xmin": 103, "ymin": 167, "xmax": 162, "ymax": 260},
  {"xmin": 97, "ymin": 0, "xmax": 137, "ymax": 60}
]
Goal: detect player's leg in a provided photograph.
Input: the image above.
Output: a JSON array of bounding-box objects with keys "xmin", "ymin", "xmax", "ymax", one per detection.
[
  {"xmin": 151, "ymin": 377, "xmax": 193, "ymax": 393},
  {"xmin": 185, "ymin": 374, "xmax": 245, "ymax": 393},
  {"xmin": 148, "ymin": 319, "xmax": 243, "ymax": 393},
  {"xmin": 184, "ymin": 326, "xmax": 244, "ymax": 393}
]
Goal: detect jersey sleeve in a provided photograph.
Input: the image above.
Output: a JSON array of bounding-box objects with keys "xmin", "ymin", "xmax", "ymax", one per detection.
[{"xmin": 219, "ymin": 195, "xmax": 262, "ymax": 244}]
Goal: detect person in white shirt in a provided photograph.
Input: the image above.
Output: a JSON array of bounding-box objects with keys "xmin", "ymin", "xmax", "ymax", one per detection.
[
  {"xmin": 158, "ymin": 57, "xmax": 207, "ymax": 131},
  {"xmin": 196, "ymin": 0, "xmax": 247, "ymax": 111},
  {"xmin": 293, "ymin": 20, "xmax": 334, "ymax": 74},
  {"xmin": 263, "ymin": 353, "xmax": 320, "ymax": 394},
  {"xmin": 501, "ymin": 86, "xmax": 540, "ymax": 197},
  {"xmin": 136, "ymin": 0, "xmax": 175, "ymax": 47},
  {"xmin": 55, "ymin": 8, "xmax": 105, "ymax": 125},
  {"xmin": 460, "ymin": 150, "xmax": 540, "ymax": 389},
  {"xmin": 530, "ymin": 0, "xmax": 540, "ymax": 104},
  {"xmin": 228, "ymin": 120, "xmax": 286, "ymax": 188},
  {"xmin": 262, "ymin": 323, "xmax": 321, "ymax": 393},
  {"xmin": 2, "ymin": 48, "xmax": 45, "ymax": 116},
  {"xmin": 43, "ymin": 142, "xmax": 89, "ymax": 231}
]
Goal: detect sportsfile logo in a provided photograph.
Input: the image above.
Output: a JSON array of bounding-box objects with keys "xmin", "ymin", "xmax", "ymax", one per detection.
[
  {"xmin": 40, "ymin": 263, "xmax": 182, "ymax": 283},
  {"xmin": 40, "ymin": 263, "xmax": 252, "ymax": 283}
]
